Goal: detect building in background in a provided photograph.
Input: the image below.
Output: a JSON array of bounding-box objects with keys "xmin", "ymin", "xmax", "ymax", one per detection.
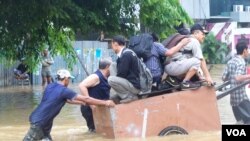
[{"xmin": 179, "ymin": 0, "xmax": 250, "ymax": 55}]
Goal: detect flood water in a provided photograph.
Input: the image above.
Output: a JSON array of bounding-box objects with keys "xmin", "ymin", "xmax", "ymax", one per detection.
[{"xmin": 0, "ymin": 64, "xmax": 238, "ymax": 141}]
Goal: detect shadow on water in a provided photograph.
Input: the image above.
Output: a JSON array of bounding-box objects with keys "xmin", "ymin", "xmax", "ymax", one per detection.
[{"xmin": 0, "ymin": 65, "xmax": 233, "ymax": 140}]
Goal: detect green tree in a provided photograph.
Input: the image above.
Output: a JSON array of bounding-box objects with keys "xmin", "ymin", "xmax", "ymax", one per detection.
[
  {"xmin": 0, "ymin": 0, "xmax": 192, "ymax": 71},
  {"xmin": 202, "ymin": 33, "xmax": 228, "ymax": 64},
  {"xmin": 140, "ymin": 0, "xmax": 193, "ymax": 38}
]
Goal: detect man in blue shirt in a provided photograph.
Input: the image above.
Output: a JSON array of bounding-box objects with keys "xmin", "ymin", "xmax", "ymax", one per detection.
[
  {"xmin": 146, "ymin": 33, "xmax": 190, "ymax": 90},
  {"xmin": 23, "ymin": 69, "xmax": 115, "ymax": 141}
]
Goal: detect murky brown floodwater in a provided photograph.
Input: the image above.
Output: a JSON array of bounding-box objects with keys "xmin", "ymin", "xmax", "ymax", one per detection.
[{"xmin": 0, "ymin": 64, "xmax": 238, "ymax": 141}]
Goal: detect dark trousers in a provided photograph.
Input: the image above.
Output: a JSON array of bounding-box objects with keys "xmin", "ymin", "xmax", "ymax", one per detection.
[
  {"xmin": 80, "ymin": 105, "xmax": 95, "ymax": 130},
  {"xmin": 232, "ymin": 100, "xmax": 250, "ymax": 124},
  {"xmin": 23, "ymin": 124, "xmax": 52, "ymax": 141},
  {"xmin": 152, "ymin": 76, "xmax": 161, "ymax": 91}
]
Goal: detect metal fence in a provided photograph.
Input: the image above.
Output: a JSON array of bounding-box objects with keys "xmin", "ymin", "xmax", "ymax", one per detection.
[{"xmin": 0, "ymin": 41, "xmax": 115, "ymax": 87}]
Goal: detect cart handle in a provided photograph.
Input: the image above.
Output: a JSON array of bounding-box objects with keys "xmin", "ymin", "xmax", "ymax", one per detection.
[{"xmin": 216, "ymin": 80, "xmax": 250, "ymax": 100}]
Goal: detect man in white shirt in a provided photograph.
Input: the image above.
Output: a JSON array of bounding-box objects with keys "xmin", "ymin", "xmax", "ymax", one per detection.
[{"xmin": 165, "ymin": 23, "xmax": 213, "ymax": 90}]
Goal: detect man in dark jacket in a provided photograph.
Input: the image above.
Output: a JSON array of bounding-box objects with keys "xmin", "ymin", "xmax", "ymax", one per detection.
[{"xmin": 108, "ymin": 35, "xmax": 140, "ymax": 103}]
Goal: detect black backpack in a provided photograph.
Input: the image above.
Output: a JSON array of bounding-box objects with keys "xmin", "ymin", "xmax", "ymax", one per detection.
[
  {"xmin": 128, "ymin": 33, "xmax": 153, "ymax": 61},
  {"xmin": 123, "ymin": 49, "xmax": 153, "ymax": 94}
]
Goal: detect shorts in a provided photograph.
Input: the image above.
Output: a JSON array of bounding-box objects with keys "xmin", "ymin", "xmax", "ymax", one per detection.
[
  {"xmin": 165, "ymin": 57, "xmax": 200, "ymax": 76},
  {"xmin": 41, "ymin": 70, "xmax": 52, "ymax": 77}
]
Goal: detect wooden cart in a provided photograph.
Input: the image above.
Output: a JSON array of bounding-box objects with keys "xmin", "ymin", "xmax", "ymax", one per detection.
[{"xmin": 93, "ymin": 86, "xmax": 221, "ymax": 138}]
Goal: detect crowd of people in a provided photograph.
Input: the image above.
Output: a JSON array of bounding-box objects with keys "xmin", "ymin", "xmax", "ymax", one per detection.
[{"xmin": 22, "ymin": 23, "xmax": 250, "ymax": 141}]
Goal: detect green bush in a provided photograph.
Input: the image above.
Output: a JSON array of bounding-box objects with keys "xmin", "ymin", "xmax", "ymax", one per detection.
[{"xmin": 202, "ymin": 33, "xmax": 228, "ymax": 64}]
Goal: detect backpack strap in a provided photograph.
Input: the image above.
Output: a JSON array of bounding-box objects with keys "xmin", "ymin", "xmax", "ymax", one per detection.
[{"xmin": 122, "ymin": 48, "xmax": 138, "ymax": 59}]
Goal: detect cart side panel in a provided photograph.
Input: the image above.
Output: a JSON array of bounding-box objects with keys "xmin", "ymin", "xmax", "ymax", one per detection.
[
  {"xmin": 92, "ymin": 106, "xmax": 115, "ymax": 138},
  {"xmin": 93, "ymin": 86, "xmax": 221, "ymax": 139}
]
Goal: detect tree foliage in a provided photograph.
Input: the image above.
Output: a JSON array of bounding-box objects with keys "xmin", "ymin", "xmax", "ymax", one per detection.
[
  {"xmin": 140, "ymin": 0, "xmax": 193, "ymax": 38},
  {"xmin": 0, "ymin": 0, "xmax": 192, "ymax": 71},
  {"xmin": 202, "ymin": 33, "xmax": 229, "ymax": 64}
]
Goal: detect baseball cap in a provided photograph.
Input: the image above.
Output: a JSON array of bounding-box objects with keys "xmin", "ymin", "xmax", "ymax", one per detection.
[
  {"xmin": 57, "ymin": 69, "xmax": 75, "ymax": 79},
  {"xmin": 190, "ymin": 24, "xmax": 209, "ymax": 34}
]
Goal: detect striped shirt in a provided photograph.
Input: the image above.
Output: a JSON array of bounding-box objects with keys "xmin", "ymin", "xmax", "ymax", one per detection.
[
  {"xmin": 145, "ymin": 42, "xmax": 167, "ymax": 77},
  {"xmin": 222, "ymin": 55, "xmax": 249, "ymax": 106}
]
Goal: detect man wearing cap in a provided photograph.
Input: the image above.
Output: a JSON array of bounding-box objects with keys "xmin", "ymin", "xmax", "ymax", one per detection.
[
  {"xmin": 23, "ymin": 69, "xmax": 115, "ymax": 141},
  {"xmin": 165, "ymin": 23, "xmax": 213, "ymax": 90},
  {"xmin": 79, "ymin": 58, "xmax": 111, "ymax": 132}
]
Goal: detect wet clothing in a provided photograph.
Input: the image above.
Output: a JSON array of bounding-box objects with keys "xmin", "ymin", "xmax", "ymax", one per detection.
[
  {"xmin": 25, "ymin": 82, "xmax": 77, "ymax": 140},
  {"xmin": 23, "ymin": 124, "xmax": 52, "ymax": 141},
  {"xmin": 81, "ymin": 106, "xmax": 95, "ymax": 131},
  {"xmin": 222, "ymin": 55, "xmax": 250, "ymax": 124},
  {"xmin": 81, "ymin": 70, "xmax": 110, "ymax": 130}
]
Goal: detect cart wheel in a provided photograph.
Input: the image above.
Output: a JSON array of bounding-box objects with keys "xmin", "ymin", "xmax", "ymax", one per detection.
[{"xmin": 158, "ymin": 126, "xmax": 188, "ymax": 136}]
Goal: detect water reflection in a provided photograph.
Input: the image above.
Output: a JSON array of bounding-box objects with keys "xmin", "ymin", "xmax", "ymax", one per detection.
[{"xmin": 0, "ymin": 65, "xmax": 234, "ymax": 141}]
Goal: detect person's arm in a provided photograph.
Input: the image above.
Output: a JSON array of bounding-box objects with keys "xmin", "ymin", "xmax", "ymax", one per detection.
[
  {"xmin": 235, "ymin": 74, "xmax": 250, "ymax": 82},
  {"xmin": 64, "ymin": 85, "xmax": 114, "ymax": 107},
  {"xmin": 74, "ymin": 95, "xmax": 115, "ymax": 107},
  {"xmin": 165, "ymin": 38, "xmax": 190, "ymax": 56},
  {"xmin": 234, "ymin": 65, "xmax": 250, "ymax": 82},
  {"xmin": 41, "ymin": 58, "xmax": 49, "ymax": 66},
  {"xmin": 78, "ymin": 74, "xmax": 100, "ymax": 96},
  {"xmin": 67, "ymin": 99, "xmax": 86, "ymax": 105},
  {"xmin": 201, "ymin": 59, "xmax": 213, "ymax": 85},
  {"xmin": 47, "ymin": 56, "xmax": 54, "ymax": 64}
]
